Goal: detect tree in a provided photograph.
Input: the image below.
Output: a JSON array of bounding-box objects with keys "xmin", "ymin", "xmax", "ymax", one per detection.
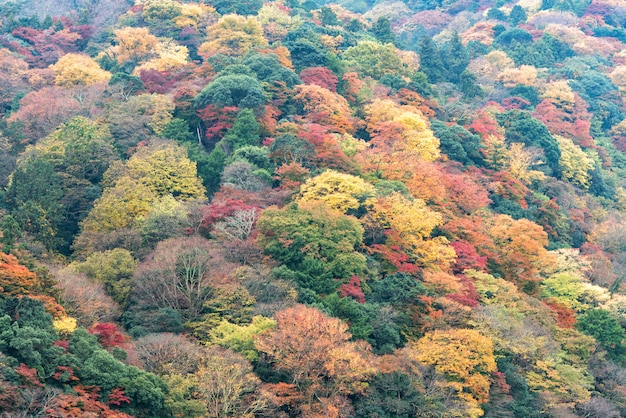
[
  {"xmin": 212, "ymin": 0, "xmax": 263, "ymax": 15},
  {"xmin": 556, "ymin": 135, "xmax": 594, "ymax": 189},
  {"xmin": 51, "ymin": 53, "xmax": 111, "ymax": 87},
  {"xmin": 342, "ymin": 41, "xmax": 418, "ymax": 80},
  {"xmin": 412, "ymin": 329, "xmax": 497, "ymax": 418},
  {"xmin": 576, "ymin": 309, "xmax": 626, "ymax": 362},
  {"xmin": 299, "ymin": 66, "xmax": 338, "ymax": 92},
  {"xmin": 255, "ymin": 305, "xmax": 375, "ymax": 415},
  {"xmin": 488, "ymin": 214, "xmax": 556, "ymax": 293},
  {"xmin": 365, "ymin": 193, "xmax": 455, "ymax": 269},
  {"xmin": 194, "ymin": 74, "xmax": 265, "ymax": 110},
  {"xmin": 293, "ymin": 84, "xmax": 355, "ymax": 133},
  {"xmin": 196, "ymin": 347, "xmax": 266, "ymax": 417},
  {"xmin": 509, "ymin": 5, "xmax": 527, "ymax": 26},
  {"xmin": 70, "ymin": 249, "xmax": 137, "ymax": 306},
  {"xmin": 110, "ymin": 27, "xmax": 159, "ymax": 66},
  {"xmin": 297, "ymin": 169, "xmax": 375, "ymax": 214},
  {"xmin": 418, "ymin": 36, "xmax": 447, "ymax": 83},
  {"xmin": 4, "ymin": 157, "xmax": 64, "ymax": 250},
  {"xmin": 256, "ymin": 203, "xmax": 367, "ymax": 295},
  {"xmin": 132, "ymin": 236, "xmax": 230, "ymax": 320},
  {"xmin": 0, "ymin": 252, "xmax": 37, "ymax": 296},
  {"xmin": 199, "ymin": 15, "xmax": 267, "ymax": 58},
  {"xmin": 53, "ymin": 268, "xmax": 120, "ymax": 327},
  {"xmin": 219, "ymin": 109, "xmax": 261, "ymax": 154}
]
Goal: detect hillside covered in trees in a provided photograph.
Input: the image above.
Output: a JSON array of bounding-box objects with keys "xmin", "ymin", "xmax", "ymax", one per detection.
[{"xmin": 1, "ymin": 0, "xmax": 626, "ymax": 416}]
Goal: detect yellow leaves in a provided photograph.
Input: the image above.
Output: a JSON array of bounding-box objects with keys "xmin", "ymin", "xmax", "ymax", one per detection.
[
  {"xmin": 369, "ymin": 192, "xmax": 441, "ymax": 239},
  {"xmin": 497, "ymin": 64, "xmax": 537, "ymax": 87},
  {"xmin": 125, "ymin": 142, "xmax": 206, "ymax": 200},
  {"xmin": 507, "ymin": 142, "xmax": 546, "ymax": 184},
  {"xmin": 395, "ymin": 112, "xmax": 441, "ymax": 161},
  {"xmin": 200, "ymin": 14, "xmax": 268, "ymax": 59},
  {"xmin": 111, "ymin": 27, "xmax": 159, "ymax": 64},
  {"xmin": 174, "ymin": 3, "xmax": 212, "ymax": 28},
  {"xmin": 366, "ymin": 193, "xmax": 456, "ymax": 269},
  {"xmin": 53, "ymin": 315, "xmax": 78, "ymax": 337},
  {"xmin": 81, "ymin": 142, "xmax": 205, "ymax": 233},
  {"xmin": 81, "ymin": 177, "xmax": 155, "ymax": 232},
  {"xmin": 482, "ymin": 137, "xmax": 545, "ymax": 184},
  {"xmin": 297, "ymin": 169, "xmax": 375, "ymax": 213},
  {"xmin": 541, "ymin": 81, "xmax": 575, "ymax": 110},
  {"xmin": 412, "ymin": 328, "xmax": 496, "ymax": 417},
  {"xmin": 51, "ymin": 54, "xmax": 111, "ymax": 87},
  {"xmin": 134, "ymin": 40, "xmax": 189, "ymax": 73},
  {"xmin": 365, "ymin": 99, "xmax": 441, "ymax": 161},
  {"xmin": 485, "ymin": 50, "xmax": 514, "ymax": 72},
  {"xmin": 556, "ymin": 135, "xmax": 594, "ymax": 189},
  {"xmin": 138, "ymin": 93, "xmax": 175, "ymax": 135},
  {"xmin": 526, "ymin": 359, "xmax": 592, "ymax": 406}
]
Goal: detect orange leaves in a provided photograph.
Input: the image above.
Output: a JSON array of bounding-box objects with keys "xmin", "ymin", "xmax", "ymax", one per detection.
[
  {"xmin": 488, "ymin": 215, "xmax": 557, "ymax": 291},
  {"xmin": 293, "ymin": 84, "xmax": 355, "ymax": 134},
  {"xmin": 0, "ymin": 252, "xmax": 37, "ymax": 296},
  {"xmin": 255, "ymin": 305, "xmax": 375, "ymax": 411}
]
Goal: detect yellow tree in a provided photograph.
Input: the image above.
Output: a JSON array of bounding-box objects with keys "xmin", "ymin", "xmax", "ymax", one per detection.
[
  {"xmin": 51, "ymin": 53, "xmax": 111, "ymax": 87},
  {"xmin": 507, "ymin": 142, "xmax": 546, "ymax": 184},
  {"xmin": 110, "ymin": 27, "xmax": 159, "ymax": 65},
  {"xmin": 199, "ymin": 14, "xmax": 268, "ymax": 59},
  {"xmin": 365, "ymin": 192, "xmax": 456, "ymax": 269},
  {"xmin": 80, "ymin": 177, "xmax": 155, "ymax": 232},
  {"xmin": 411, "ymin": 329, "xmax": 496, "ymax": 418},
  {"xmin": 297, "ymin": 169, "xmax": 375, "ymax": 214},
  {"xmin": 123, "ymin": 142, "xmax": 206, "ymax": 200},
  {"xmin": 556, "ymin": 135, "xmax": 594, "ymax": 189},
  {"xmin": 496, "ymin": 65, "xmax": 537, "ymax": 87},
  {"xmin": 135, "ymin": 40, "xmax": 189, "ymax": 73},
  {"xmin": 365, "ymin": 99, "xmax": 440, "ymax": 161}
]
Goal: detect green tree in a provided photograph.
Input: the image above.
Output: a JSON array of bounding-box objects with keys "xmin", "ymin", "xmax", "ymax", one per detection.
[
  {"xmin": 257, "ymin": 203, "xmax": 367, "ymax": 295},
  {"xmin": 371, "ymin": 17, "xmax": 396, "ymax": 44},
  {"xmin": 577, "ymin": 309, "xmax": 626, "ymax": 362},
  {"xmin": 441, "ymin": 32, "xmax": 468, "ymax": 83},
  {"xmin": 220, "ymin": 109, "xmax": 261, "ymax": 154},
  {"xmin": 418, "ymin": 36, "xmax": 447, "ymax": 83},
  {"xmin": 4, "ymin": 157, "xmax": 64, "ymax": 250},
  {"xmin": 509, "ymin": 5, "xmax": 528, "ymax": 26},
  {"xmin": 70, "ymin": 249, "xmax": 137, "ymax": 306},
  {"xmin": 194, "ymin": 75, "xmax": 266, "ymax": 110}
]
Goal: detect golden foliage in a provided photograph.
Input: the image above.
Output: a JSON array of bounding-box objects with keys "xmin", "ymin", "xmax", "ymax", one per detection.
[{"xmin": 51, "ymin": 54, "xmax": 111, "ymax": 87}]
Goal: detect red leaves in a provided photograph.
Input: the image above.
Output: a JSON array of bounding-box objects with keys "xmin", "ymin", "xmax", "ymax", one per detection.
[
  {"xmin": 446, "ymin": 274, "xmax": 480, "ymax": 308},
  {"xmin": 89, "ymin": 323, "xmax": 128, "ymax": 349},
  {"xmin": 339, "ymin": 276, "xmax": 366, "ymax": 304},
  {"xmin": 107, "ymin": 387, "xmax": 131, "ymax": 407},
  {"xmin": 370, "ymin": 244, "xmax": 420, "ymax": 274},
  {"xmin": 15, "ymin": 363, "xmax": 43, "ymax": 388},
  {"xmin": 52, "ymin": 365, "xmax": 79, "ymax": 383},
  {"xmin": 299, "ymin": 67, "xmax": 339, "ymax": 92},
  {"xmin": 451, "ymin": 241, "xmax": 488, "ymax": 273},
  {"xmin": 197, "ymin": 104, "xmax": 238, "ymax": 144},
  {"xmin": 544, "ymin": 300, "xmax": 577, "ymax": 329},
  {"xmin": 47, "ymin": 386, "xmax": 133, "ymax": 418}
]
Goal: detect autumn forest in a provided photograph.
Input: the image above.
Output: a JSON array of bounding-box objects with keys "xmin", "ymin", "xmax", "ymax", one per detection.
[{"xmin": 0, "ymin": 0, "xmax": 626, "ymax": 416}]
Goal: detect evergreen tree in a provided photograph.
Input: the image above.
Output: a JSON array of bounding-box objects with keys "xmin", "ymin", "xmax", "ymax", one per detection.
[{"xmin": 418, "ymin": 36, "xmax": 447, "ymax": 83}]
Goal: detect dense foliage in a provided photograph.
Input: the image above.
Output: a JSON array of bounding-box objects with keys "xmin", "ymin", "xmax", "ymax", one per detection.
[{"xmin": 1, "ymin": 0, "xmax": 626, "ymax": 416}]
